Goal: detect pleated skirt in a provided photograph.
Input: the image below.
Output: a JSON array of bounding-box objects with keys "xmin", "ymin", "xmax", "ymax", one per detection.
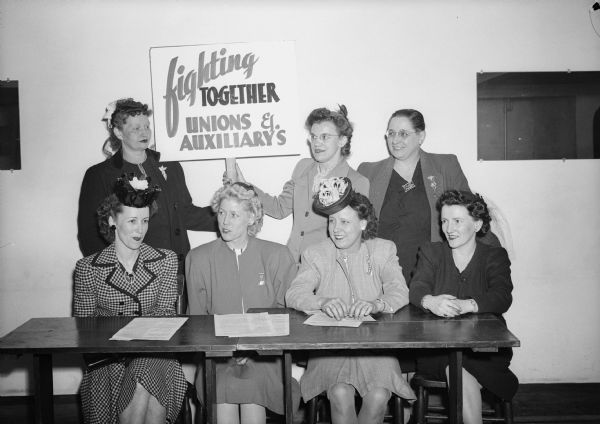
[
  {"xmin": 416, "ymin": 348, "xmax": 519, "ymax": 400},
  {"xmin": 300, "ymin": 350, "xmax": 416, "ymax": 401},
  {"xmin": 80, "ymin": 356, "xmax": 187, "ymax": 424}
]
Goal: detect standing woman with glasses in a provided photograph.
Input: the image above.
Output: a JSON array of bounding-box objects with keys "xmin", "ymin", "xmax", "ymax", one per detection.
[
  {"xmin": 358, "ymin": 109, "xmax": 474, "ymax": 283},
  {"xmin": 230, "ymin": 105, "xmax": 369, "ymax": 263}
]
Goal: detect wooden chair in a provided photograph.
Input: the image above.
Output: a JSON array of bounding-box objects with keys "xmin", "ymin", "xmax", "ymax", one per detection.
[
  {"xmin": 411, "ymin": 374, "xmax": 513, "ymax": 424},
  {"xmin": 175, "ymin": 276, "xmax": 203, "ymax": 424},
  {"xmin": 176, "ymin": 381, "xmax": 201, "ymax": 424},
  {"xmin": 305, "ymin": 392, "xmax": 405, "ymax": 424}
]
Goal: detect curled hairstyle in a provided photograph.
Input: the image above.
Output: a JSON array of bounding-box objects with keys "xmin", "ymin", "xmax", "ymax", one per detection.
[
  {"xmin": 305, "ymin": 105, "xmax": 353, "ymax": 156},
  {"xmin": 345, "ymin": 191, "xmax": 378, "ymax": 241},
  {"xmin": 96, "ymin": 194, "xmax": 158, "ymax": 243},
  {"xmin": 436, "ymin": 190, "xmax": 491, "ymax": 235},
  {"xmin": 211, "ymin": 182, "xmax": 264, "ymax": 237},
  {"xmin": 106, "ymin": 98, "xmax": 152, "ymax": 152},
  {"xmin": 388, "ymin": 109, "xmax": 426, "ymax": 132}
]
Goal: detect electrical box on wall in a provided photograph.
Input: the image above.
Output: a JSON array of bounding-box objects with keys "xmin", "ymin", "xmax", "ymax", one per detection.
[{"xmin": 0, "ymin": 80, "xmax": 21, "ymax": 170}]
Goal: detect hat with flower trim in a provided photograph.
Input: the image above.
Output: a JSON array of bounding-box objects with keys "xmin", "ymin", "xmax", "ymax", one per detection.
[
  {"xmin": 313, "ymin": 177, "xmax": 354, "ymax": 216},
  {"xmin": 114, "ymin": 173, "xmax": 161, "ymax": 208}
]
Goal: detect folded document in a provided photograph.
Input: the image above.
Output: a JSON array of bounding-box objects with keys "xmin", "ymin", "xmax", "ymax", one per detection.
[
  {"xmin": 110, "ymin": 317, "xmax": 188, "ymax": 341},
  {"xmin": 214, "ymin": 312, "xmax": 289, "ymax": 337},
  {"xmin": 303, "ymin": 311, "xmax": 375, "ymax": 327}
]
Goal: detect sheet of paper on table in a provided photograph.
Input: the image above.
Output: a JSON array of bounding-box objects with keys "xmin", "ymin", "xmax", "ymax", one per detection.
[
  {"xmin": 110, "ymin": 317, "xmax": 188, "ymax": 341},
  {"xmin": 303, "ymin": 311, "xmax": 375, "ymax": 327},
  {"xmin": 214, "ymin": 312, "xmax": 289, "ymax": 337}
]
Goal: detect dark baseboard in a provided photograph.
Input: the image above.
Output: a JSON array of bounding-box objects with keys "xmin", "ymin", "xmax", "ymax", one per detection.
[
  {"xmin": 0, "ymin": 393, "xmax": 78, "ymax": 405},
  {"xmin": 1, "ymin": 383, "xmax": 599, "ymax": 423}
]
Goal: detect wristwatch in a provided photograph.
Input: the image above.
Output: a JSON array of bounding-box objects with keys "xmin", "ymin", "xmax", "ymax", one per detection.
[
  {"xmin": 374, "ymin": 298, "xmax": 386, "ymax": 313},
  {"xmin": 468, "ymin": 298, "xmax": 478, "ymax": 313}
]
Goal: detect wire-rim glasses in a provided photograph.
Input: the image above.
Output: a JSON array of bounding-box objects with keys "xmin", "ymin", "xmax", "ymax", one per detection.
[
  {"xmin": 308, "ymin": 133, "xmax": 340, "ymax": 143},
  {"xmin": 385, "ymin": 129, "xmax": 418, "ymax": 140}
]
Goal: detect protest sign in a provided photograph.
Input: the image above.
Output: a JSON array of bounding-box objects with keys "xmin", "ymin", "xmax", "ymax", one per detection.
[{"xmin": 150, "ymin": 41, "xmax": 301, "ymax": 162}]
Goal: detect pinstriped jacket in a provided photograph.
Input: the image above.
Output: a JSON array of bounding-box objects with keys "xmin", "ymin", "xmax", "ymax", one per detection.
[{"xmin": 73, "ymin": 243, "xmax": 178, "ymax": 317}]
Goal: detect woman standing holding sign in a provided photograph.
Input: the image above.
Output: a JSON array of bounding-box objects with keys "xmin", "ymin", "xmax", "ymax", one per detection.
[{"xmin": 230, "ymin": 105, "xmax": 369, "ymax": 263}]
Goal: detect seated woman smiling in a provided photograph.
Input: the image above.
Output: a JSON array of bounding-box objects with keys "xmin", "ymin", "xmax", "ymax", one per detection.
[
  {"xmin": 74, "ymin": 175, "xmax": 186, "ymax": 424},
  {"xmin": 286, "ymin": 177, "xmax": 415, "ymax": 424},
  {"xmin": 409, "ymin": 190, "xmax": 518, "ymax": 424}
]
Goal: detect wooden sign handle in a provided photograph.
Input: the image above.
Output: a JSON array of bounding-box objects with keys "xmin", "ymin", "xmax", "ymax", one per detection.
[{"xmin": 225, "ymin": 158, "xmax": 237, "ymax": 180}]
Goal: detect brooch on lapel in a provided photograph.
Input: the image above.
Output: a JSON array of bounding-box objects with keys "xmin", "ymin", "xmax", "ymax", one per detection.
[
  {"xmin": 258, "ymin": 272, "xmax": 265, "ymax": 286},
  {"xmin": 159, "ymin": 165, "xmax": 168, "ymax": 181},
  {"xmin": 365, "ymin": 255, "xmax": 373, "ymax": 276},
  {"xmin": 402, "ymin": 181, "xmax": 416, "ymax": 193},
  {"xmin": 427, "ymin": 176, "xmax": 438, "ymax": 196}
]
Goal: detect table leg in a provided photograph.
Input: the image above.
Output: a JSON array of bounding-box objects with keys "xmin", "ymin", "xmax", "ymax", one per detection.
[
  {"xmin": 205, "ymin": 355, "xmax": 217, "ymax": 424},
  {"xmin": 448, "ymin": 349, "xmax": 463, "ymax": 424},
  {"xmin": 283, "ymin": 352, "xmax": 293, "ymax": 424},
  {"xmin": 33, "ymin": 354, "xmax": 54, "ymax": 424}
]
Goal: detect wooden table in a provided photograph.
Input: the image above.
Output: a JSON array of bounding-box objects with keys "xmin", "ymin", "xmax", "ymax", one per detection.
[
  {"xmin": 238, "ymin": 306, "xmax": 520, "ymax": 424},
  {"xmin": 0, "ymin": 307, "xmax": 519, "ymax": 424},
  {"xmin": 0, "ymin": 316, "xmax": 236, "ymax": 424}
]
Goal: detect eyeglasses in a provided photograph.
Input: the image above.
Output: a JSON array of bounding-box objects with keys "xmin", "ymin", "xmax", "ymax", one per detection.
[
  {"xmin": 385, "ymin": 129, "xmax": 418, "ymax": 139},
  {"xmin": 308, "ymin": 133, "xmax": 340, "ymax": 143}
]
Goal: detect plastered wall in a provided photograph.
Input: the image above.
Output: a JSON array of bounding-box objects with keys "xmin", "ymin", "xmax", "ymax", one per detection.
[{"xmin": 1, "ymin": 0, "xmax": 599, "ymax": 395}]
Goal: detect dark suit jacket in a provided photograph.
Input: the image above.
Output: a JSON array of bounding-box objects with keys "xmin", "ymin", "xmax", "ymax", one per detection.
[
  {"xmin": 358, "ymin": 150, "xmax": 470, "ymax": 243},
  {"xmin": 77, "ymin": 149, "xmax": 216, "ymax": 263}
]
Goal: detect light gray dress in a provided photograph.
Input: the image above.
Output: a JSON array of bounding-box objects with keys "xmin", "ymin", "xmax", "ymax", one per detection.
[{"xmin": 286, "ymin": 238, "xmax": 416, "ymax": 401}]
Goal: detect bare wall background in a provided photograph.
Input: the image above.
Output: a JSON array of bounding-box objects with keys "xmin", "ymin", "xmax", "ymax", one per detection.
[{"xmin": 1, "ymin": 0, "xmax": 599, "ymax": 395}]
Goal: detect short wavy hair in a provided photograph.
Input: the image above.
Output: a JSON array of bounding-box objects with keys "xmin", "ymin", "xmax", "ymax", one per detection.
[
  {"xmin": 106, "ymin": 98, "xmax": 152, "ymax": 152},
  {"xmin": 388, "ymin": 108, "xmax": 426, "ymax": 132},
  {"xmin": 345, "ymin": 191, "xmax": 378, "ymax": 241},
  {"xmin": 96, "ymin": 193, "xmax": 158, "ymax": 243},
  {"xmin": 305, "ymin": 105, "xmax": 353, "ymax": 157},
  {"xmin": 436, "ymin": 190, "xmax": 491, "ymax": 235},
  {"xmin": 211, "ymin": 182, "xmax": 264, "ymax": 237}
]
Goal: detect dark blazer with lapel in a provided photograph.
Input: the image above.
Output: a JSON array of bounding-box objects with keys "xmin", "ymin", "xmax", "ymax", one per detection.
[
  {"xmin": 73, "ymin": 243, "xmax": 178, "ymax": 317},
  {"xmin": 358, "ymin": 150, "xmax": 470, "ymax": 243},
  {"xmin": 77, "ymin": 148, "xmax": 216, "ymax": 262}
]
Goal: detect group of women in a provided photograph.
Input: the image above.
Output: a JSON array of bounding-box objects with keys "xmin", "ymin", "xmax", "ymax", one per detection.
[{"xmin": 74, "ymin": 98, "xmax": 517, "ymax": 424}]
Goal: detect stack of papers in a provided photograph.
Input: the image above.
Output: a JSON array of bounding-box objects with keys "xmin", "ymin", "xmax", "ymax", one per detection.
[
  {"xmin": 303, "ymin": 311, "xmax": 375, "ymax": 327},
  {"xmin": 214, "ymin": 313, "xmax": 289, "ymax": 337},
  {"xmin": 110, "ymin": 317, "xmax": 188, "ymax": 341}
]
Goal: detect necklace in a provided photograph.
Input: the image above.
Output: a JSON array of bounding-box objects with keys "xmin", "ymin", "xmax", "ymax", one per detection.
[
  {"xmin": 137, "ymin": 151, "xmax": 148, "ymax": 178},
  {"xmin": 402, "ymin": 181, "xmax": 416, "ymax": 192}
]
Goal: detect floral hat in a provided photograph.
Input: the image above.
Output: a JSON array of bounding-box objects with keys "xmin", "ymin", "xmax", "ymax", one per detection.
[
  {"xmin": 114, "ymin": 173, "xmax": 161, "ymax": 208},
  {"xmin": 313, "ymin": 177, "xmax": 353, "ymax": 216}
]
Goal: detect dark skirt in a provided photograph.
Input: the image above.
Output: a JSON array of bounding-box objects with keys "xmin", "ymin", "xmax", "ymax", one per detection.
[
  {"xmin": 416, "ymin": 348, "xmax": 519, "ymax": 400},
  {"xmin": 195, "ymin": 355, "xmax": 301, "ymax": 416},
  {"xmin": 80, "ymin": 356, "xmax": 187, "ymax": 424}
]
